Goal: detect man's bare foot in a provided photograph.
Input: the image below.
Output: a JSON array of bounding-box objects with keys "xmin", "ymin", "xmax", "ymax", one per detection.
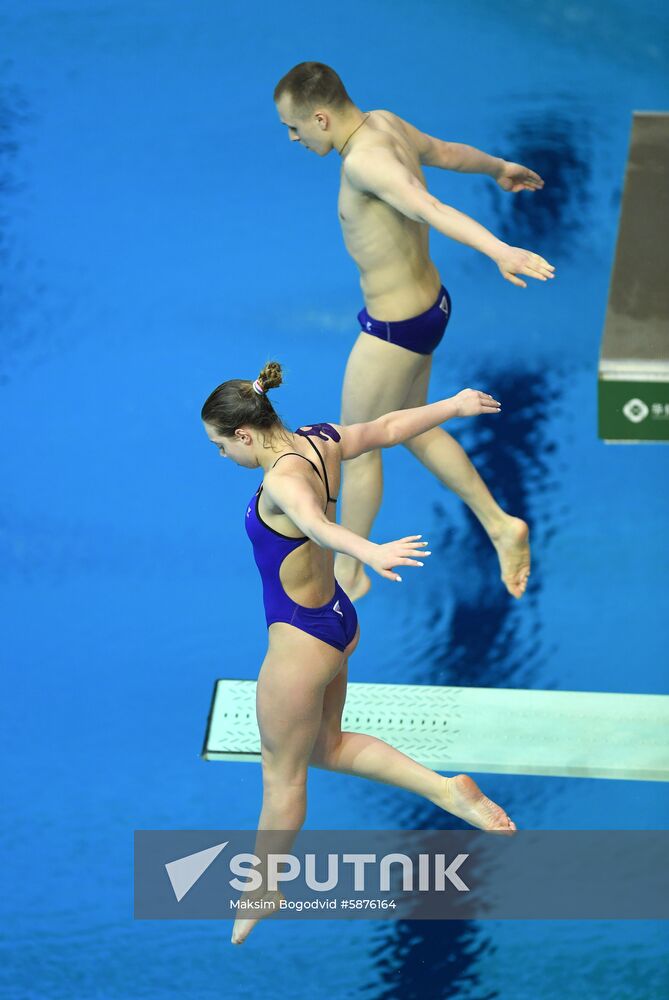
[
  {"xmin": 440, "ymin": 774, "xmax": 517, "ymax": 834},
  {"xmin": 335, "ymin": 556, "xmax": 372, "ymax": 603},
  {"xmin": 231, "ymin": 889, "xmax": 284, "ymax": 945},
  {"xmin": 490, "ymin": 516, "xmax": 530, "ymax": 599}
]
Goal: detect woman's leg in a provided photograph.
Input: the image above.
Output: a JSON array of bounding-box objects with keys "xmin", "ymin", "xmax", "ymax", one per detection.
[
  {"xmin": 233, "ymin": 626, "xmax": 514, "ymax": 945},
  {"xmin": 231, "ymin": 623, "xmax": 346, "ymax": 944},
  {"xmin": 309, "ymin": 631, "xmax": 516, "ymax": 833},
  {"xmin": 254, "ymin": 625, "xmax": 344, "ymax": 830}
]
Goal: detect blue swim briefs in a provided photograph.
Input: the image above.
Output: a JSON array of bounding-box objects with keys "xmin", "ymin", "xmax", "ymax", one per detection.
[{"xmin": 357, "ymin": 285, "xmax": 452, "ymax": 356}]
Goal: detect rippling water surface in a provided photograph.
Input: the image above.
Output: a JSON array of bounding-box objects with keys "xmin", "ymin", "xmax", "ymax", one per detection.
[{"xmin": 2, "ymin": 2, "xmax": 668, "ymax": 997}]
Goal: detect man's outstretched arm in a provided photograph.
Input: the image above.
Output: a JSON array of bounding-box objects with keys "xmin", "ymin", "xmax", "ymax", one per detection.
[
  {"xmin": 397, "ymin": 116, "xmax": 544, "ymax": 192},
  {"xmin": 344, "ymin": 148, "xmax": 554, "ymax": 288}
]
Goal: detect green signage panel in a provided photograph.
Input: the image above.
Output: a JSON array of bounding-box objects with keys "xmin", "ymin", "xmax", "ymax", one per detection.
[{"xmin": 598, "ymin": 380, "xmax": 669, "ymax": 442}]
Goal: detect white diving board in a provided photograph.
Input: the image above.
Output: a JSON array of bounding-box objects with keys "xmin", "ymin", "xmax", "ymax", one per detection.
[{"xmin": 202, "ymin": 680, "xmax": 669, "ymax": 782}]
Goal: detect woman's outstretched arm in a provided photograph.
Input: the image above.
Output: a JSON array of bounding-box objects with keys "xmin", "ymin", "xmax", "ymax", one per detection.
[
  {"xmin": 335, "ymin": 387, "xmax": 501, "ymax": 461},
  {"xmin": 263, "ymin": 471, "xmax": 429, "ymax": 583}
]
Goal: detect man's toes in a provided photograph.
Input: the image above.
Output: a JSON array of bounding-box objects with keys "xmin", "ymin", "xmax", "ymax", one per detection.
[{"xmin": 503, "ymin": 577, "xmax": 522, "ymax": 598}]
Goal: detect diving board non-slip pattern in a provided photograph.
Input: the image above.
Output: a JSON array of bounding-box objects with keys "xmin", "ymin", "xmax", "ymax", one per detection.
[{"xmin": 202, "ymin": 680, "xmax": 669, "ymax": 782}]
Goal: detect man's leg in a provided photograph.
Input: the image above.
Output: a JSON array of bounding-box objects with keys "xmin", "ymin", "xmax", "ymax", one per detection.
[
  {"xmin": 402, "ymin": 362, "xmax": 530, "ymax": 598},
  {"xmin": 337, "ymin": 333, "xmax": 530, "ymax": 599},
  {"xmin": 336, "ymin": 332, "xmax": 429, "ymax": 599}
]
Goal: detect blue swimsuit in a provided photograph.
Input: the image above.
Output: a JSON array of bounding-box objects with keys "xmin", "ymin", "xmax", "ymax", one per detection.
[
  {"xmin": 245, "ymin": 423, "xmax": 358, "ymax": 653},
  {"xmin": 358, "ymin": 284, "xmax": 452, "ymax": 355}
]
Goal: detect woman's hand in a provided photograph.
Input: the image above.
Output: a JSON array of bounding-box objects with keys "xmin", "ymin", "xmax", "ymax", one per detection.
[
  {"xmin": 451, "ymin": 388, "xmax": 502, "ymax": 418},
  {"xmin": 367, "ymin": 536, "xmax": 431, "ymax": 582}
]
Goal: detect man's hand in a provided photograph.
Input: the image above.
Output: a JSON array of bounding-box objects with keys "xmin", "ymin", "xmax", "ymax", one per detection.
[
  {"xmin": 493, "ymin": 245, "xmax": 555, "ymax": 288},
  {"xmin": 367, "ymin": 536, "xmax": 431, "ymax": 583},
  {"xmin": 495, "ymin": 161, "xmax": 544, "ymax": 192},
  {"xmin": 451, "ymin": 388, "xmax": 502, "ymax": 418}
]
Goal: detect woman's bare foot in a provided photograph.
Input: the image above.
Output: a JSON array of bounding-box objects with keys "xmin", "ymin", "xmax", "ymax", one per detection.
[
  {"xmin": 335, "ymin": 556, "xmax": 372, "ymax": 603},
  {"xmin": 440, "ymin": 774, "xmax": 517, "ymax": 834},
  {"xmin": 231, "ymin": 888, "xmax": 285, "ymax": 945},
  {"xmin": 490, "ymin": 516, "xmax": 530, "ymax": 599}
]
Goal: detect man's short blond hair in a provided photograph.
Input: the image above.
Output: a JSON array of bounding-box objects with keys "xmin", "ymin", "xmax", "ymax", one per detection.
[{"xmin": 274, "ymin": 62, "xmax": 351, "ymax": 115}]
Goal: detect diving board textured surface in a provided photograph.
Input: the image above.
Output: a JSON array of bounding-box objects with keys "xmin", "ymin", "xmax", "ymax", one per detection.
[
  {"xmin": 202, "ymin": 680, "xmax": 669, "ymax": 781},
  {"xmin": 599, "ymin": 111, "xmax": 669, "ymax": 442}
]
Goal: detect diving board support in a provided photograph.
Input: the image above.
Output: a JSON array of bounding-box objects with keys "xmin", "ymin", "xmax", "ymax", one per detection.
[
  {"xmin": 598, "ymin": 111, "xmax": 669, "ymax": 442},
  {"xmin": 202, "ymin": 680, "xmax": 669, "ymax": 782}
]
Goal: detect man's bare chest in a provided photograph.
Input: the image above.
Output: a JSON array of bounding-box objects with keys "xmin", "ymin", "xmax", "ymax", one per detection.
[
  {"xmin": 337, "ymin": 178, "xmax": 396, "ymax": 247},
  {"xmin": 337, "ymin": 176, "xmax": 367, "ymax": 224}
]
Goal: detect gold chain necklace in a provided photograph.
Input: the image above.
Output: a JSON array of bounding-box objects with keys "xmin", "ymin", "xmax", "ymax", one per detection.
[{"xmin": 338, "ymin": 113, "xmax": 370, "ymax": 156}]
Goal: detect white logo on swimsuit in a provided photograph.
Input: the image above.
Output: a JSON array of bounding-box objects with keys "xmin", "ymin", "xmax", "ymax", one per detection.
[
  {"xmin": 622, "ymin": 398, "xmax": 649, "ymax": 424},
  {"xmin": 366, "ymin": 321, "xmax": 373, "ymax": 331},
  {"xmin": 333, "ymin": 600, "xmax": 343, "ymax": 617},
  {"xmin": 439, "ymin": 295, "xmax": 449, "ymax": 316},
  {"xmin": 246, "ymin": 506, "xmax": 252, "ymax": 517}
]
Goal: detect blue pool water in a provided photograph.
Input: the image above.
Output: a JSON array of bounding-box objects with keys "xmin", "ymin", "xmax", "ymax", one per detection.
[{"xmin": 2, "ymin": 1, "xmax": 668, "ymax": 997}]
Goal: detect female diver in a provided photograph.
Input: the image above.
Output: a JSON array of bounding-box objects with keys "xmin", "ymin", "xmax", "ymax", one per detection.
[{"xmin": 201, "ymin": 361, "xmax": 516, "ymax": 944}]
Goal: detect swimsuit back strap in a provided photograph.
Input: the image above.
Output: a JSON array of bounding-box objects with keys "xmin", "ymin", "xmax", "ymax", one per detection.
[
  {"xmin": 271, "ymin": 451, "xmax": 322, "ymax": 481},
  {"xmin": 298, "ymin": 436, "xmax": 337, "ymax": 504}
]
